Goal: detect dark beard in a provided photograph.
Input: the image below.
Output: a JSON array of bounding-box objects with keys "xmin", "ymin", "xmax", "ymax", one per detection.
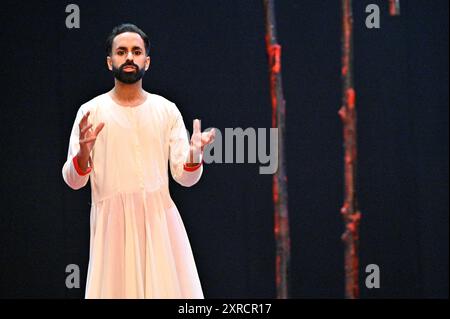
[{"xmin": 112, "ymin": 63, "xmax": 146, "ymax": 84}]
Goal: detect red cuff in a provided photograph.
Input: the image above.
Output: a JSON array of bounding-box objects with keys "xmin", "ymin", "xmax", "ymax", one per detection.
[
  {"xmin": 183, "ymin": 161, "xmax": 203, "ymax": 172},
  {"xmin": 72, "ymin": 156, "xmax": 92, "ymax": 176}
]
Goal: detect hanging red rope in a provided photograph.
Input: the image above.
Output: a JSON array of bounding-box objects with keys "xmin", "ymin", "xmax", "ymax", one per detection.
[
  {"xmin": 263, "ymin": 0, "xmax": 290, "ymax": 299},
  {"xmin": 339, "ymin": 0, "xmax": 400, "ymax": 299},
  {"xmin": 389, "ymin": 0, "xmax": 401, "ymax": 16},
  {"xmin": 339, "ymin": 0, "xmax": 361, "ymax": 299}
]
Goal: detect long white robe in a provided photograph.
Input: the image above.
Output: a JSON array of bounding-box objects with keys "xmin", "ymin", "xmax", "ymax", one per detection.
[{"xmin": 62, "ymin": 92, "xmax": 204, "ymax": 298}]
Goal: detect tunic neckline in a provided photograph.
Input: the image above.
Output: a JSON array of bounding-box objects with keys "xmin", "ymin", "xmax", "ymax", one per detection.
[{"xmin": 106, "ymin": 91, "xmax": 150, "ymax": 110}]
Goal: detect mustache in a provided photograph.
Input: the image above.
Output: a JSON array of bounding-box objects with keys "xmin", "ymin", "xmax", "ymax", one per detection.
[{"xmin": 120, "ymin": 62, "xmax": 138, "ymax": 70}]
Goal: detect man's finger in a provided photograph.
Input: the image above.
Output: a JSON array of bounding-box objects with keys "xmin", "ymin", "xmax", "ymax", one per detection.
[
  {"xmin": 201, "ymin": 129, "xmax": 215, "ymax": 146},
  {"xmin": 80, "ymin": 123, "xmax": 93, "ymax": 137},
  {"xmin": 209, "ymin": 128, "xmax": 216, "ymax": 141},
  {"xmin": 193, "ymin": 119, "xmax": 201, "ymax": 135},
  {"xmin": 80, "ymin": 136, "xmax": 97, "ymax": 144},
  {"xmin": 79, "ymin": 111, "xmax": 90, "ymax": 127},
  {"xmin": 94, "ymin": 122, "xmax": 105, "ymax": 135}
]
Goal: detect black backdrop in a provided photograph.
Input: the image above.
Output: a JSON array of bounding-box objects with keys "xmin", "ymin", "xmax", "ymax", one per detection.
[{"xmin": 0, "ymin": 0, "xmax": 447, "ymax": 298}]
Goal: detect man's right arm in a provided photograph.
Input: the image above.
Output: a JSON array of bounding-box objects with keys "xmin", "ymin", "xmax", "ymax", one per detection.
[{"xmin": 62, "ymin": 107, "xmax": 92, "ymax": 190}]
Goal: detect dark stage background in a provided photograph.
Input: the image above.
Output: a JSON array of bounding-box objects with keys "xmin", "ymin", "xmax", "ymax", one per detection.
[{"xmin": 0, "ymin": 0, "xmax": 447, "ymax": 298}]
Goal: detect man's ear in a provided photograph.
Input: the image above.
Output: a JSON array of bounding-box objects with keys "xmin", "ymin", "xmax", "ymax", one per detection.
[
  {"xmin": 106, "ymin": 56, "xmax": 112, "ymax": 71},
  {"xmin": 145, "ymin": 56, "xmax": 151, "ymax": 71}
]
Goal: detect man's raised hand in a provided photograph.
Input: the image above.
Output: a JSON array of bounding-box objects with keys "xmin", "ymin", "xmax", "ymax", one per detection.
[
  {"xmin": 77, "ymin": 111, "xmax": 105, "ymax": 171},
  {"xmin": 188, "ymin": 119, "xmax": 215, "ymax": 165}
]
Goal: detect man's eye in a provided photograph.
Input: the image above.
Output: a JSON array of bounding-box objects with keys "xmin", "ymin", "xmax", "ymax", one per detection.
[
  {"xmin": 117, "ymin": 51, "xmax": 125, "ymax": 56},
  {"xmin": 134, "ymin": 51, "xmax": 142, "ymax": 55}
]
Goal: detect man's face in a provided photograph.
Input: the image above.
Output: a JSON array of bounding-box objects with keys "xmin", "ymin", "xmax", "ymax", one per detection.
[{"xmin": 107, "ymin": 32, "xmax": 150, "ymax": 84}]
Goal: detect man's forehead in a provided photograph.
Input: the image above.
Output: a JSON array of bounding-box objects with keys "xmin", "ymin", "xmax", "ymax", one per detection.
[{"xmin": 112, "ymin": 32, "xmax": 145, "ymax": 48}]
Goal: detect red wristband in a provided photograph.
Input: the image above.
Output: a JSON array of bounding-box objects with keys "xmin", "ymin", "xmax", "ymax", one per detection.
[
  {"xmin": 183, "ymin": 161, "xmax": 203, "ymax": 172},
  {"xmin": 72, "ymin": 156, "xmax": 92, "ymax": 176}
]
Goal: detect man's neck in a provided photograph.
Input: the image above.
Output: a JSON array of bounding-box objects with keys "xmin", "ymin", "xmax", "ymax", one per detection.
[{"xmin": 111, "ymin": 80, "xmax": 147, "ymax": 106}]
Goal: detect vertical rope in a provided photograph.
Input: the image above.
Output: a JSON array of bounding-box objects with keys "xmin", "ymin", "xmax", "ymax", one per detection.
[
  {"xmin": 339, "ymin": 0, "xmax": 361, "ymax": 299},
  {"xmin": 263, "ymin": 0, "xmax": 290, "ymax": 299},
  {"xmin": 389, "ymin": 0, "xmax": 401, "ymax": 16}
]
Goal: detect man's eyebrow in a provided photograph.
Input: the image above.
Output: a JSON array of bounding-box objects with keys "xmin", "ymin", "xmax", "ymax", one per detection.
[{"xmin": 115, "ymin": 46, "xmax": 144, "ymax": 51}]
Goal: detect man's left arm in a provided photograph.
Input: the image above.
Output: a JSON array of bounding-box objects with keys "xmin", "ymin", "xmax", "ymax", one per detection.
[{"xmin": 168, "ymin": 107, "xmax": 214, "ymax": 187}]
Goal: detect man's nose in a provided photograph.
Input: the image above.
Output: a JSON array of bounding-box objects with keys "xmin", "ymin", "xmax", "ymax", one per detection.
[{"xmin": 126, "ymin": 51, "xmax": 133, "ymax": 61}]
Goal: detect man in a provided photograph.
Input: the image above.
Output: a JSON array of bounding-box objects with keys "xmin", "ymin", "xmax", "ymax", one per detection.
[{"xmin": 62, "ymin": 23, "xmax": 215, "ymax": 298}]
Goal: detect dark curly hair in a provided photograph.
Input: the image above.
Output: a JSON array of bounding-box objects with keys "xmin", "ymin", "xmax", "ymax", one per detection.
[{"xmin": 105, "ymin": 23, "xmax": 151, "ymax": 56}]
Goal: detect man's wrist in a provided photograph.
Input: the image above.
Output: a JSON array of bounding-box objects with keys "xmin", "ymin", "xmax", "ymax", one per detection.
[
  {"xmin": 76, "ymin": 152, "xmax": 90, "ymax": 172},
  {"xmin": 184, "ymin": 161, "xmax": 202, "ymax": 172},
  {"xmin": 184, "ymin": 148, "xmax": 203, "ymax": 171},
  {"xmin": 185, "ymin": 161, "xmax": 201, "ymax": 167}
]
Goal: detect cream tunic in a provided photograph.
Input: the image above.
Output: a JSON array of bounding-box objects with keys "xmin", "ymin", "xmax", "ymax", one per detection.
[{"xmin": 62, "ymin": 92, "xmax": 204, "ymax": 298}]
